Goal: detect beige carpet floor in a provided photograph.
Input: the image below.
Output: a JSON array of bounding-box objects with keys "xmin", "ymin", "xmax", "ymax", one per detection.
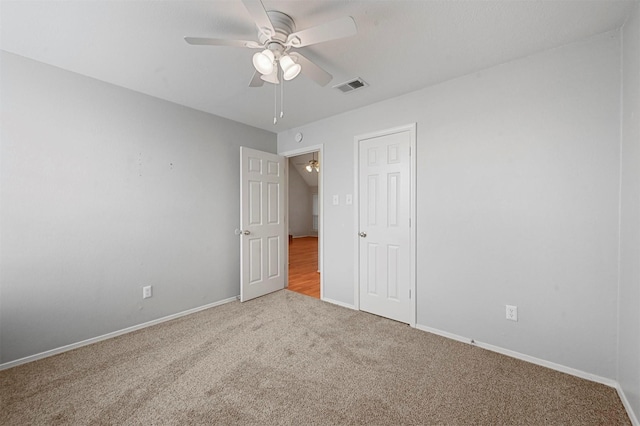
[{"xmin": 0, "ymin": 290, "xmax": 631, "ymax": 425}]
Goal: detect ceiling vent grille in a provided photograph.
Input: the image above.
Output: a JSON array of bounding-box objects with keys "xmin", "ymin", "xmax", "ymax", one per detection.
[{"xmin": 333, "ymin": 77, "xmax": 368, "ymax": 94}]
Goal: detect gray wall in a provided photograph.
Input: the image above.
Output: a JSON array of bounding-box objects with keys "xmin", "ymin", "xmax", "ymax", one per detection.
[
  {"xmin": 279, "ymin": 31, "xmax": 622, "ymax": 380},
  {"xmin": 619, "ymin": 3, "xmax": 640, "ymax": 421},
  {"xmin": 0, "ymin": 52, "xmax": 277, "ymax": 363},
  {"xmin": 287, "ymin": 159, "xmax": 313, "ymax": 237}
]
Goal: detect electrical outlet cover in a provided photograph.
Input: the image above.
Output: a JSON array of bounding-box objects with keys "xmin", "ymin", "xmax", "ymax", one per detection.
[
  {"xmin": 506, "ymin": 305, "xmax": 518, "ymax": 321},
  {"xmin": 143, "ymin": 285, "xmax": 152, "ymax": 299}
]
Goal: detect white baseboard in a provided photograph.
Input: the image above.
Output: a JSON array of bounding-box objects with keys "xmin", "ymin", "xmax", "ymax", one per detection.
[
  {"xmin": 415, "ymin": 324, "xmax": 638, "ymax": 423},
  {"xmin": 0, "ymin": 296, "xmax": 238, "ymax": 371},
  {"xmin": 3, "ymin": 299, "xmax": 636, "ymax": 425},
  {"xmin": 415, "ymin": 324, "xmax": 617, "ymax": 388},
  {"xmin": 322, "ymin": 297, "xmax": 356, "ymax": 310},
  {"xmin": 616, "ymin": 382, "xmax": 640, "ymax": 426}
]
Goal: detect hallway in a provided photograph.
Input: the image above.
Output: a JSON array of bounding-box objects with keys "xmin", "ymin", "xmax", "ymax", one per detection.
[{"xmin": 288, "ymin": 237, "xmax": 320, "ymax": 299}]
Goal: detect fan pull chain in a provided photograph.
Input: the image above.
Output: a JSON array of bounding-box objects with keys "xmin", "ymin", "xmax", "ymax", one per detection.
[
  {"xmin": 280, "ymin": 72, "xmax": 284, "ymax": 118},
  {"xmin": 273, "ymin": 76, "xmax": 277, "ymax": 125}
]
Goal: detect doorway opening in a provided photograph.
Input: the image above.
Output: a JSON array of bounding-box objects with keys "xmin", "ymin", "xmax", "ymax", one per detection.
[
  {"xmin": 288, "ymin": 235, "xmax": 319, "ymax": 298},
  {"xmin": 281, "ymin": 147, "xmax": 323, "ymax": 299}
]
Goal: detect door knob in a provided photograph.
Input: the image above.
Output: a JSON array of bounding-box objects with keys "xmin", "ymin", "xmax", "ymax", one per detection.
[
  {"xmin": 242, "ymin": 230, "xmax": 250, "ymax": 235},
  {"xmin": 235, "ymin": 229, "xmax": 251, "ymax": 236},
  {"xmin": 359, "ymin": 232, "xmax": 367, "ymax": 238}
]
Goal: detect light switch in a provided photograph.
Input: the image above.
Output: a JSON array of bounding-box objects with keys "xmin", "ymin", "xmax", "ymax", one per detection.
[
  {"xmin": 346, "ymin": 194, "xmax": 353, "ymax": 205},
  {"xmin": 332, "ymin": 195, "xmax": 339, "ymax": 205}
]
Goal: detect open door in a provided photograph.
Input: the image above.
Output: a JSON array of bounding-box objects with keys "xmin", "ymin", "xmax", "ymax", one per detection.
[{"xmin": 239, "ymin": 147, "xmax": 286, "ymax": 302}]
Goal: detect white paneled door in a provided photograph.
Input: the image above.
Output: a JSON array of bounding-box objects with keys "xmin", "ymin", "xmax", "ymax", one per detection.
[
  {"xmin": 240, "ymin": 147, "xmax": 286, "ymax": 302},
  {"xmin": 358, "ymin": 127, "xmax": 414, "ymax": 324}
]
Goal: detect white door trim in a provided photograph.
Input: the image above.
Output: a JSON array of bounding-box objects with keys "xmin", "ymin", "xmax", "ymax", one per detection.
[
  {"xmin": 353, "ymin": 124, "xmax": 417, "ymax": 327},
  {"xmin": 278, "ymin": 144, "xmax": 324, "ymax": 300}
]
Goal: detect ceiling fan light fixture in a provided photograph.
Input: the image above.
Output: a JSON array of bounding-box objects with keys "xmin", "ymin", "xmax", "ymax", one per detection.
[
  {"xmin": 280, "ymin": 54, "xmax": 301, "ymax": 81},
  {"xmin": 306, "ymin": 152, "xmax": 319, "ymax": 173},
  {"xmin": 253, "ymin": 49, "xmax": 275, "ymax": 75},
  {"xmin": 260, "ymin": 69, "xmax": 280, "ymax": 84}
]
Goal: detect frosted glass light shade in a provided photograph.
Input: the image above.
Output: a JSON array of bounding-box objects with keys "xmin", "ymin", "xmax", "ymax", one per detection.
[
  {"xmin": 260, "ymin": 69, "xmax": 279, "ymax": 84},
  {"xmin": 253, "ymin": 50, "xmax": 275, "ymax": 75},
  {"xmin": 280, "ymin": 55, "xmax": 301, "ymax": 81}
]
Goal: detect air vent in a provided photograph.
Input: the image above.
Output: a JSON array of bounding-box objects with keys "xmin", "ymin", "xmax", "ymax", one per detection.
[{"xmin": 333, "ymin": 77, "xmax": 368, "ymax": 94}]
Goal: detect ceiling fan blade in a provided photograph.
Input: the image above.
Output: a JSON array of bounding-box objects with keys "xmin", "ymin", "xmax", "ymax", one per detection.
[
  {"xmin": 249, "ymin": 71, "xmax": 265, "ymax": 87},
  {"xmin": 241, "ymin": 0, "xmax": 275, "ymax": 38},
  {"xmin": 286, "ymin": 17, "xmax": 357, "ymax": 48},
  {"xmin": 290, "ymin": 53, "xmax": 332, "ymax": 87},
  {"xmin": 184, "ymin": 37, "xmax": 261, "ymax": 48}
]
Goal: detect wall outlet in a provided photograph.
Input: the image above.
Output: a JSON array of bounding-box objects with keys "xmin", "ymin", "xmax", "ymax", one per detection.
[
  {"xmin": 143, "ymin": 285, "xmax": 152, "ymax": 299},
  {"xmin": 506, "ymin": 305, "xmax": 518, "ymax": 321}
]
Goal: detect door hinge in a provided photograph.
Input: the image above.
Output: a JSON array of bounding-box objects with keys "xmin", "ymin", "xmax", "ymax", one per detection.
[
  {"xmin": 409, "ymin": 217, "xmax": 411, "ymax": 227},
  {"xmin": 409, "ymin": 289, "xmax": 412, "ymax": 299}
]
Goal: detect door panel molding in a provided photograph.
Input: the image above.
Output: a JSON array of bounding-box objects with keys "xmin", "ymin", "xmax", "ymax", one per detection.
[
  {"xmin": 354, "ymin": 124, "xmax": 417, "ymax": 326},
  {"xmin": 240, "ymin": 147, "xmax": 286, "ymax": 302}
]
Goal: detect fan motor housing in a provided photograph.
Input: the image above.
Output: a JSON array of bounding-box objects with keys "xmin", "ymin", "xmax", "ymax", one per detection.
[
  {"xmin": 258, "ymin": 11, "xmax": 296, "ymax": 45},
  {"xmin": 265, "ymin": 42, "xmax": 285, "ymax": 58}
]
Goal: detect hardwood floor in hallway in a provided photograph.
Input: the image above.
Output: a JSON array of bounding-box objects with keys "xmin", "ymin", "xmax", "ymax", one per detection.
[{"xmin": 288, "ymin": 236, "xmax": 320, "ymax": 299}]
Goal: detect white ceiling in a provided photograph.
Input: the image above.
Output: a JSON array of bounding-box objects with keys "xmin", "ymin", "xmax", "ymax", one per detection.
[{"xmin": 1, "ymin": 0, "xmax": 635, "ymax": 132}]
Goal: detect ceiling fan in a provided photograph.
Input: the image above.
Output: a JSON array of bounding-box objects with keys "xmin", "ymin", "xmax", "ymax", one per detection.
[{"xmin": 184, "ymin": 0, "xmax": 357, "ymax": 87}]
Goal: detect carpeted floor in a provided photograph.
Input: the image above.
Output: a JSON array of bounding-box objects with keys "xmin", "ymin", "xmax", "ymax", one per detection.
[{"xmin": 0, "ymin": 290, "xmax": 631, "ymax": 425}]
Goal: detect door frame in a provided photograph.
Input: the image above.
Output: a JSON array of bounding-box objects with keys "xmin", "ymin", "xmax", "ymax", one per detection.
[
  {"xmin": 353, "ymin": 124, "xmax": 417, "ymax": 327},
  {"xmin": 279, "ymin": 144, "xmax": 324, "ymax": 300}
]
